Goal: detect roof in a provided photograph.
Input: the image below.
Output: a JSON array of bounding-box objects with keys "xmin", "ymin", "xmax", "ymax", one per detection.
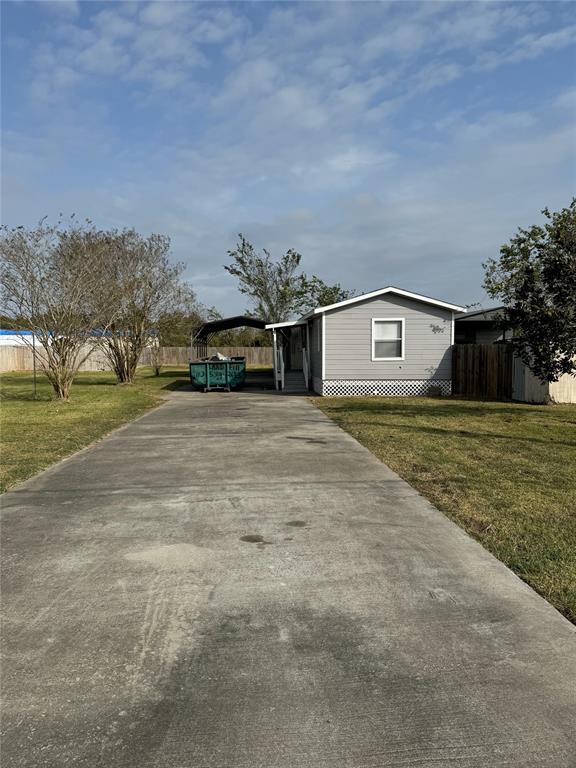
[
  {"xmin": 454, "ymin": 306, "xmax": 504, "ymax": 322},
  {"xmin": 301, "ymin": 286, "xmax": 466, "ymax": 317},
  {"xmin": 265, "ymin": 320, "xmax": 307, "ymax": 330},
  {"xmin": 193, "ymin": 315, "xmax": 267, "ymax": 341}
]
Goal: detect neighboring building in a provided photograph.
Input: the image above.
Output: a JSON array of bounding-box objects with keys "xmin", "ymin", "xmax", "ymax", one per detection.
[
  {"xmin": 267, "ymin": 287, "xmax": 465, "ymax": 396},
  {"xmin": 512, "ymin": 358, "xmax": 576, "ymax": 404},
  {"xmin": 453, "ymin": 309, "xmax": 576, "ymax": 403},
  {"xmin": 454, "ymin": 307, "xmax": 509, "ymax": 344},
  {"xmin": 0, "ymin": 330, "xmax": 35, "ymax": 346}
]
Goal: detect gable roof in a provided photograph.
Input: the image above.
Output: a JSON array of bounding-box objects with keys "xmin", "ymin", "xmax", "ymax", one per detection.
[{"xmin": 302, "ymin": 286, "xmax": 466, "ymax": 317}]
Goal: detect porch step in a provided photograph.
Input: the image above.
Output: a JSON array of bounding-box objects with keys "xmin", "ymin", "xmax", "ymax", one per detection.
[{"xmin": 283, "ymin": 371, "xmax": 308, "ymax": 393}]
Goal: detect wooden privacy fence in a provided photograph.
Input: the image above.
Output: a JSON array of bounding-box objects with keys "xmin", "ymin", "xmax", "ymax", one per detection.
[
  {"xmin": 452, "ymin": 344, "xmax": 514, "ymax": 400},
  {"xmin": 186, "ymin": 346, "xmax": 273, "ymax": 366},
  {"xmin": 0, "ymin": 344, "xmax": 111, "ymax": 373},
  {"xmin": 0, "ymin": 345, "xmax": 273, "ymax": 373}
]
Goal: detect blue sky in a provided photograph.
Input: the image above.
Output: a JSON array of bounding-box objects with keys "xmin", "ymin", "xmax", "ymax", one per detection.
[{"xmin": 2, "ymin": 1, "xmax": 575, "ymax": 314}]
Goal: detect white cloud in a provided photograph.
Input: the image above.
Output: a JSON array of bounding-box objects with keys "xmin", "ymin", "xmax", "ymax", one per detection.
[
  {"xmin": 477, "ymin": 25, "xmax": 576, "ymax": 70},
  {"xmin": 39, "ymin": 0, "xmax": 80, "ymax": 18},
  {"xmin": 214, "ymin": 58, "xmax": 280, "ymax": 107},
  {"xmin": 414, "ymin": 61, "xmax": 461, "ymax": 92},
  {"xmin": 76, "ymin": 38, "xmax": 130, "ymax": 75},
  {"xmin": 326, "ymin": 148, "xmax": 394, "ymax": 174},
  {"xmin": 93, "ymin": 9, "xmax": 136, "ymax": 39},
  {"xmin": 362, "ymin": 24, "xmax": 426, "ymax": 60},
  {"xmin": 554, "ymin": 87, "xmax": 576, "ymax": 110},
  {"xmin": 5, "ymin": 2, "xmax": 576, "ymax": 312},
  {"xmin": 139, "ymin": 2, "xmax": 189, "ymax": 27}
]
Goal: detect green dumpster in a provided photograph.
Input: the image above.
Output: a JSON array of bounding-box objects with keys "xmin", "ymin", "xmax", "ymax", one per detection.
[{"xmin": 189, "ymin": 358, "xmax": 246, "ymax": 392}]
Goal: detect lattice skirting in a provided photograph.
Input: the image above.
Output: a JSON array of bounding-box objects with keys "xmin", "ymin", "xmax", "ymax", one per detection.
[{"xmin": 321, "ymin": 379, "xmax": 452, "ymax": 397}]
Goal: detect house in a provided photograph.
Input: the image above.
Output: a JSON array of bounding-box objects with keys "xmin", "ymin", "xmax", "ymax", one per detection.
[
  {"xmin": 454, "ymin": 307, "xmax": 509, "ymax": 344},
  {"xmin": 266, "ymin": 287, "xmax": 465, "ymax": 395}
]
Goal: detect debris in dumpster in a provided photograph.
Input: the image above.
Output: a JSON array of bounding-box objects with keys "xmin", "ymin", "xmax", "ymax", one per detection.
[{"xmin": 208, "ymin": 352, "xmax": 229, "ymax": 361}]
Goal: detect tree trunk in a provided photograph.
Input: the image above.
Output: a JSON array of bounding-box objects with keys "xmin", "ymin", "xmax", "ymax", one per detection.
[
  {"xmin": 104, "ymin": 338, "xmax": 143, "ymax": 384},
  {"xmin": 45, "ymin": 370, "xmax": 73, "ymax": 400}
]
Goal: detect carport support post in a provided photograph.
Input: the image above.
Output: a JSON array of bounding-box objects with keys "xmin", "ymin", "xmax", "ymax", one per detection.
[{"xmin": 272, "ymin": 329, "xmax": 278, "ymax": 390}]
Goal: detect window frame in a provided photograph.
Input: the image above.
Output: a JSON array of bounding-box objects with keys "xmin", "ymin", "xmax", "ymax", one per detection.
[{"xmin": 371, "ymin": 317, "xmax": 405, "ymax": 362}]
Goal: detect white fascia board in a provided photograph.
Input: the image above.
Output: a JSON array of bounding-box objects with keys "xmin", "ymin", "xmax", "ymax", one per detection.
[
  {"xmin": 308, "ymin": 286, "xmax": 466, "ymax": 315},
  {"xmin": 265, "ymin": 320, "xmax": 307, "ymax": 329}
]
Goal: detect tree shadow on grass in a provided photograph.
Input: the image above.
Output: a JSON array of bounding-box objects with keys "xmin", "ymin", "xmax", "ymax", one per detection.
[
  {"xmin": 345, "ymin": 419, "xmax": 576, "ymax": 449},
  {"xmin": 0, "ymin": 390, "xmax": 54, "ymax": 403},
  {"xmin": 160, "ymin": 378, "xmax": 191, "ymax": 391},
  {"xmin": 320, "ymin": 397, "xmax": 556, "ymax": 421}
]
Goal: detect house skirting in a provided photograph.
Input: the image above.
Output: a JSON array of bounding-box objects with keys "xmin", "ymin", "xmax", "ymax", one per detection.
[{"xmin": 314, "ymin": 379, "xmax": 452, "ymax": 397}]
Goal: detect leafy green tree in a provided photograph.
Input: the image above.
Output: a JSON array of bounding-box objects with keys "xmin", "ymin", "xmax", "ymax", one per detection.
[
  {"xmin": 224, "ymin": 235, "xmax": 308, "ymax": 323},
  {"xmin": 157, "ymin": 307, "xmax": 204, "ymax": 347},
  {"xmin": 483, "ymin": 200, "xmax": 576, "ymax": 382},
  {"xmin": 300, "ymin": 275, "xmax": 356, "ymax": 315},
  {"xmin": 224, "ymin": 234, "xmax": 354, "ymax": 321}
]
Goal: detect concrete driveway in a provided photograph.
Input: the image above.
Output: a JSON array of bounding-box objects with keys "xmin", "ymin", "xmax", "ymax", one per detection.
[{"xmin": 2, "ymin": 390, "xmax": 575, "ymax": 767}]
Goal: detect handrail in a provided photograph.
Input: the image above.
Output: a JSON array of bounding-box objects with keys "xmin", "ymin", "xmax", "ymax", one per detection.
[{"xmin": 302, "ymin": 347, "xmax": 309, "ymax": 390}]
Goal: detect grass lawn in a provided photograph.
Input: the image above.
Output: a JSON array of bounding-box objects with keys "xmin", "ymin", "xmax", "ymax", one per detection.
[
  {"xmin": 313, "ymin": 396, "xmax": 576, "ymax": 623},
  {"xmin": 0, "ymin": 367, "xmax": 189, "ymax": 493}
]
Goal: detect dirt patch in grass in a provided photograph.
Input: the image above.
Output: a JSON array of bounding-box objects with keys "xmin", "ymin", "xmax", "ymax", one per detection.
[{"xmin": 313, "ymin": 396, "xmax": 576, "ymax": 623}]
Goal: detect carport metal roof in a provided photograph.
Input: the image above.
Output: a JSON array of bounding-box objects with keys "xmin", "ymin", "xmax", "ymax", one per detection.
[
  {"xmin": 192, "ymin": 315, "xmax": 267, "ymax": 343},
  {"xmin": 191, "ymin": 316, "xmax": 269, "ymax": 357}
]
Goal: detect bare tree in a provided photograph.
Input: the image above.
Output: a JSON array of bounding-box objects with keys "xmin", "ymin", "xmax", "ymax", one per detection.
[
  {"xmin": 0, "ymin": 218, "xmax": 117, "ymax": 400},
  {"xmin": 96, "ymin": 229, "xmax": 192, "ymax": 383}
]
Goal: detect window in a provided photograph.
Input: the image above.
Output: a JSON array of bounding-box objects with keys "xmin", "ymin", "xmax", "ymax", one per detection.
[{"xmin": 372, "ymin": 319, "xmax": 404, "ymax": 360}]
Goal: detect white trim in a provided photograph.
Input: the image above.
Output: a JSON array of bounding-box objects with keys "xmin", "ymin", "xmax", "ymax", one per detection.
[
  {"xmin": 371, "ymin": 318, "xmax": 405, "ymax": 362},
  {"xmin": 265, "ymin": 320, "xmax": 307, "ymax": 329},
  {"xmin": 451, "ymin": 312, "xmax": 455, "ymax": 345},
  {"xmin": 302, "ymin": 286, "xmax": 465, "ymax": 316},
  {"xmin": 321, "ymin": 313, "xmax": 326, "ymax": 379}
]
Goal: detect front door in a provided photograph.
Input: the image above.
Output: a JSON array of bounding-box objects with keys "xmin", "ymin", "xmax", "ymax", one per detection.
[{"xmin": 289, "ymin": 327, "xmax": 303, "ymax": 370}]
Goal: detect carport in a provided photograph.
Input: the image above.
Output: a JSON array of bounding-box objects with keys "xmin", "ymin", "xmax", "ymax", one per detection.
[
  {"xmin": 191, "ymin": 315, "xmax": 275, "ymax": 390},
  {"xmin": 191, "ymin": 315, "xmax": 268, "ymax": 358}
]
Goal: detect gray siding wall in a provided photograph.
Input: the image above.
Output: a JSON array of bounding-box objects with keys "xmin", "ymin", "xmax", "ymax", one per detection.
[
  {"xmin": 309, "ymin": 317, "xmax": 322, "ymax": 379},
  {"xmin": 324, "ymin": 294, "xmax": 453, "ymax": 379}
]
